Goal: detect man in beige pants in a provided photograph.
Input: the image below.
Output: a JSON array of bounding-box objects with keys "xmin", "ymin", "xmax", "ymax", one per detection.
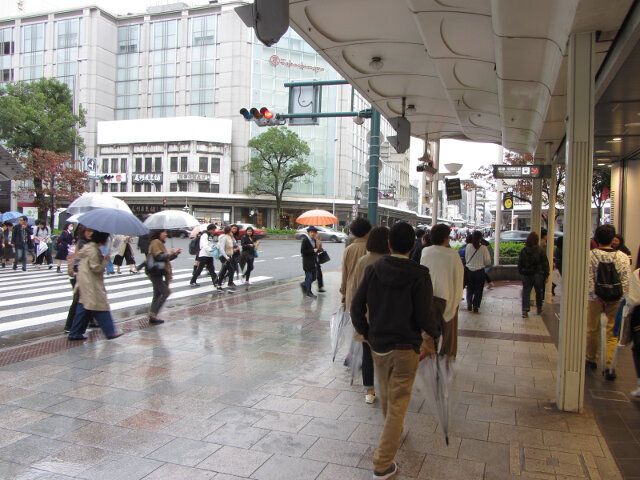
[{"xmin": 351, "ymin": 222, "xmax": 440, "ymax": 479}]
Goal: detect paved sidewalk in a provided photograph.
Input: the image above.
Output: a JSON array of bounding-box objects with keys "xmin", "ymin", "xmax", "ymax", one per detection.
[{"xmin": 0, "ymin": 273, "xmax": 624, "ymax": 479}]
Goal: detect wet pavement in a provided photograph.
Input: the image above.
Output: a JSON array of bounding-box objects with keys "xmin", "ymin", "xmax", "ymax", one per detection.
[{"xmin": 0, "ymin": 273, "xmax": 631, "ymax": 479}]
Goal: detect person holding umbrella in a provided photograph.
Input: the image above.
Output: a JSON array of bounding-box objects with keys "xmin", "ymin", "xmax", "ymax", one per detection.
[
  {"xmin": 34, "ymin": 220, "xmax": 53, "ymax": 269},
  {"xmin": 300, "ymin": 226, "xmax": 320, "ymax": 298},
  {"xmin": 147, "ymin": 229, "xmax": 182, "ymax": 323},
  {"xmin": 67, "ymin": 230, "xmax": 122, "ymax": 340}
]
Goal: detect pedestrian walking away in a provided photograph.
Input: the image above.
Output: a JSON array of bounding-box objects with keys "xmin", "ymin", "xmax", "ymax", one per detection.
[
  {"xmin": 351, "ymin": 221, "xmax": 440, "ymax": 479},
  {"xmin": 346, "ymin": 225, "xmax": 390, "ymax": 405},
  {"xmin": 146, "ymin": 229, "xmax": 182, "ymax": 324},
  {"xmin": 190, "ymin": 224, "xmax": 218, "ymax": 288},
  {"xmin": 10, "ymin": 216, "xmax": 33, "ymax": 272},
  {"xmin": 464, "ymin": 230, "xmax": 492, "ymax": 313},
  {"xmin": 216, "ymin": 225, "xmax": 239, "ymax": 290},
  {"xmin": 54, "ymin": 222, "xmax": 74, "ymax": 272},
  {"xmin": 421, "ymin": 223, "xmax": 465, "ymax": 357},
  {"xmin": 586, "ymin": 224, "xmax": 630, "ymax": 380},
  {"xmin": 340, "ymin": 218, "xmax": 372, "ymax": 303},
  {"xmin": 300, "ymin": 226, "xmax": 320, "ymax": 297},
  {"xmin": 240, "ymin": 226, "xmax": 258, "ymax": 285},
  {"xmin": 113, "ymin": 235, "xmax": 138, "ymax": 274},
  {"xmin": 625, "ymin": 246, "xmax": 640, "ymax": 397},
  {"xmin": 518, "ymin": 231, "xmax": 550, "ymax": 318},
  {"xmin": 67, "ymin": 230, "xmax": 123, "ymax": 340}
]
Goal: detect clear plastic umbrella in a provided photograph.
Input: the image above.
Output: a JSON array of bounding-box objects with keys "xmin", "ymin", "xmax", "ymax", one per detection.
[
  {"xmin": 330, "ymin": 304, "xmax": 352, "ymax": 362},
  {"xmin": 77, "ymin": 208, "xmax": 148, "ymax": 236},
  {"xmin": 414, "ymin": 352, "xmax": 456, "ymax": 446},
  {"xmin": 348, "ymin": 340, "xmax": 363, "ymax": 385},
  {"xmin": 143, "ymin": 210, "xmax": 199, "ymax": 230},
  {"xmin": 67, "ymin": 193, "xmax": 132, "ymax": 214}
]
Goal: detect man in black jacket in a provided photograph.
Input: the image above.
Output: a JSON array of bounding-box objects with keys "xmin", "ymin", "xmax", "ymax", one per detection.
[
  {"xmin": 10, "ymin": 216, "xmax": 33, "ymax": 271},
  {"xmin": 300, "ymin": 226, "xmax": 319, "ymax": 298},
  {"xmin": 351, "ymin": 222, "xmax": 440, "ymax": 479}
]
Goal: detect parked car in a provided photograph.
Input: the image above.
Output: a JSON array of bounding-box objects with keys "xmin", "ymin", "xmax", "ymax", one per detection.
[
  {"xmin": 167, "ymin": 228, "xmax": 191, "ymax": 238},
  {"xmin": 294, "ymin": 226, "xmax": 347, "ymax": 243},
  {"xmin": 213, "ymin": 223, "xmax": 267, "ymax": 240},
  {"xmin": 488, "ymin": 230, "xmax": 563, "ymax": 243}
]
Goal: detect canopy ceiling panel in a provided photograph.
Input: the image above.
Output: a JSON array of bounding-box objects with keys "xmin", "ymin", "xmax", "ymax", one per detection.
[{"xmin": 289, "ymin": 0, "xmax": 636, "ymax": 160}]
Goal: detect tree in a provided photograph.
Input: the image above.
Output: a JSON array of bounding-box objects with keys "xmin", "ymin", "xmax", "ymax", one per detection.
[
  {"xmin": 592, "ymin": 167, "xmax": 611, "ymax": 225},
  {"xmin": 244, "ymin": 127, "xmax": 314, "ymax": 228},
  {"xmin": 16, "ymin": 149, "xmax": 88, "ymax": 229},
  {"xmin": 0, "ymin": 78, "xmax": 86, "ymax": 223}
]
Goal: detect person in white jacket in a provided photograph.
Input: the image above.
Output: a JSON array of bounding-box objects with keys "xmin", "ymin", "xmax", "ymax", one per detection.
[
  {"xmin": 421, "ymin": 223, "xmax": 464, "ymax": 356},
  {"xmin": 189, "ymin": 224, "xmax": 217, "ymax": 288},
  {"xmin": 625, "ymin": 249, "xmax": 640, "ymax": 397}
]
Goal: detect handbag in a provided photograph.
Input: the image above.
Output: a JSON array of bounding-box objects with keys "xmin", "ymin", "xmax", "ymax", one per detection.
[
  {"xmin": 146, "ymin": 253, "xmax": 166, "ymax": 273},
  {"xmin": 318, "ymin": 250, "xmax": 330, "ymax": 264},
  {"xmin": 254, "ymin": 248, "xmax": 259, "ymax": 258}
]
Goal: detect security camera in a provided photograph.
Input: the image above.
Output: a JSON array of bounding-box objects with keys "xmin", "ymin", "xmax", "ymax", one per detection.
[{"xmin": 353, "ymin": 115, "xmax": 365, "ymax": 126}]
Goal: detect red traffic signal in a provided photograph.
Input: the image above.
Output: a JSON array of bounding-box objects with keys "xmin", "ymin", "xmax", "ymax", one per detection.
[{"xmin": 260, "ymin": 107, "xmax": 274, "ymax": 119}]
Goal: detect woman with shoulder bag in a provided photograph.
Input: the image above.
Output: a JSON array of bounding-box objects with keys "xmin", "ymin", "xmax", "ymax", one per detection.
[
  {"xmin": 216, "ymin": 225, "xmax": 239, "ymax": 290},
  {"xmin": 146, "ymin": 229, "xmax": 182, "ymax": 324},
  {"xmin": 465, "ymin": 230, "xmax": 492, "ymax": 313}
]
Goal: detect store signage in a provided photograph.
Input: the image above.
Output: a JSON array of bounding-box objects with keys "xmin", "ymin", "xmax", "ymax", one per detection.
[
  {"xmin": 493, "ymin": 164, "xmax": 551, "ymax": 179},
  {"xmin": 177, "ymin": 173, "xmax": 210, "ymax": 182},
  {"xmin": 132, "ymin": 173, "xmax": 162, "ymax": 183},
  {"xmin": 269, "ymin": 54, "xmax": 325, "ymax": 73},
  {"xmin": 503, "ymin": 192, "xmax": 514, "ymax": 210},
  {"xmin": 445, "ymin": 178, "xmax": 462, "ymax": 201},
  {"xmin": 130, "ymin": 204, "xmax": 162, "ymax": 214}
]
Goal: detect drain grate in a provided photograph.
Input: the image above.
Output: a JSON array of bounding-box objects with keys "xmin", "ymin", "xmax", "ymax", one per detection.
[{"xmin": 589, "ymin": 389, "xmax": 629, "ymax": 402}]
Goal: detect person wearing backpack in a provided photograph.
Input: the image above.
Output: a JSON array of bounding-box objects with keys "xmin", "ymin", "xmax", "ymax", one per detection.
[
  {"xmin": 189, "ymin": 224, "xmax": 217, "ymax": 288},
  {"xmin": 587, "ymin": 225, "xmax": 630, "ymax": 380},
  {"xmin": 518, "ymin": 231, "xmax": 550, "ymax": 318}
]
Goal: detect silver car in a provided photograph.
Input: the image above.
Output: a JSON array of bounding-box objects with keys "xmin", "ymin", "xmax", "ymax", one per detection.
[{"xmin": 295, "ymin": 226, "xmax": 347, "ymax": 243}]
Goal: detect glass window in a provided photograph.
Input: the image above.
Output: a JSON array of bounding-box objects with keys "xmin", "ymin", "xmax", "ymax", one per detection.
[
  {"xmin": 210, "ymin": 183, "xmax": 219, "ymax": 193},
  {"xmin": 118, "ymin": 25, "xmax": 139, "ymax": 53},
  {"xmin": 144, "ymin": 183, "xmax": 151, "ymax": 192},
  {"xmin": 22, "ymin": 23, "xmax": 45, "ymax": 53},
  {"xmin": 101, "ymin": 183, "xmax": 108, "ymax": 192},
  {"xmin": 145, "ymin": 157, "xmax": 152, "ymax": 172},
  {"xmin": 180, "ymin": 157, "xmax": 188, "ymax": 172},
  {"xmin": 199, "ymin": 157, "xmax": 208, "ymax": 173},
  {"xmin": 121, "ymin": 158, "xmax": 127, "ymax": 173},
  {"xmin": 154, "ymin": 157, "xmax": 162, "ymax": 172},
  {"xmin": 110, "ymin": 183, "xmax": 118, "ymax": 193},
  {"xmin": 135, "ymin": 157, "xmax": 142, "ymax": 172},
  {"xmin": 111, "ymin": 158, "xmax": 118, "ymax": 173},
  {"xmin": 189, "ymin": 15, "xmax": 215, "ymax": 46},
  {"xmin": 210, "ymin": 158, "xmax": 220, "ymax": 174},
  {"xmin": 0, "ymin": 27, "xmax": 14, "ymax": 55},
  {"xmin": 102, "ymin": 158, "xmax": 109, "ymax": 173},
  {"xmin": 170, "ymin": 157, "xmax": 178, "ymax": 172},
  {"xmin": 198, "ymin": 183, "xmax": 209, "ymax": 193},
  {"xmin": 55, "ymin": 18, "xmax": 79, "ymax": 49},
  {"xmin": 134, "ymin": 183, "xmax": 141, "ymax": 192},
  {"xmin": 169, "ymin": 182, "xmax": 177, "ymax": 192}
]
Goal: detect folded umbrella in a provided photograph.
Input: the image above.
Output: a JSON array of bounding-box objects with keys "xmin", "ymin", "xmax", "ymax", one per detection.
[
  {"xmin": 77, "ymin": 208, "xmax": 148, "ymax": 236},
  {"xmin": 143, "ymin": 210, "xmax": 200, "ymax": 230},
  {"xmin": 348, "ymin": 340, "xmax": 363, "ymax": 386},
  {"xmin": 330, "ymin": 304, "xmax": 352, "ymax": 362}
]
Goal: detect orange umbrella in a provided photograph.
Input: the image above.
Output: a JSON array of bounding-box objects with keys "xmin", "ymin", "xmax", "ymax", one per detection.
[{"xmin": 296, "ymin": 209, "xmax": 338, "ymax": 226}]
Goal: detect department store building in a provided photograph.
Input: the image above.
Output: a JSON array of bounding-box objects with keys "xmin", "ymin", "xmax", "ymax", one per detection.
[{"xmin": 0, "ymin": 1, "xmax": 418, "ymax": 227}]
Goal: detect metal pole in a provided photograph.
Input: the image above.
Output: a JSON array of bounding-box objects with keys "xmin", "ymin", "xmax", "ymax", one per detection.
[
  {"xmin": 494, "ymin": 146, "xmax": 503, "ymax": 265},
  {"xmin": 545, "ymin": 142, "xmax": 557, "ymax": 304},
  {"xmin": 368, "ymin": 109, "xmax": 380, "ymax": 226},
  {"xmin": 432, "ymin": 140, "xmax": 440, "ymax": 225}
]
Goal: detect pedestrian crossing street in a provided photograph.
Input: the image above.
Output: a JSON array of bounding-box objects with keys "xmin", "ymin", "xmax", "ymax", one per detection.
[{"xmin": 0, "ymin": 267, "xmax": 272, "ymax": 334}]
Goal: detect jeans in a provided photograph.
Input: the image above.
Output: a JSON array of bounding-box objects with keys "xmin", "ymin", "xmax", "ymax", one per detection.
[
  {"xmin": 372, "ymin": 349, "xmax": 420, "ymax": 473},
  {"xmin": 68, "ymin": 303, "xmax": 117, "ymax": 339},
  {"xmin": 14, "ymin": 247, "xmax": 27, "ymax": 270},
  {"xmin": 466, "ymin": 269, "xmax": 485, "ymax": 308},
  {"xmin": 303, "ymin": 269, "xmax": 315, "ymax": 294},
  {"xmin": 217, "ymin": 257, "xmax": 236, "ymax": 286},
  {"xmin": 191, "ymin": 256, "xmax": 217, "ymax": 285},
  {"xmin": 149, "ymin": 274, "xmax": 170, "ymax": 315},
  {"xmin": 521, "ymin": 273, "xmax": 545, "ymax": 312}
]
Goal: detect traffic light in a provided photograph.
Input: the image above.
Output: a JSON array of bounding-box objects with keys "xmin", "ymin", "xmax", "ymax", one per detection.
[
  {"xmin": 99, "ymin": 174, "xmax": 114, "ymax": 181},
  {"xmin": 162, "ymin": 198, "xmax": 167, "ymax": 208},
  {"xmin": 239, "ymin": 107, "xmax": 286, "ymax": 126}
]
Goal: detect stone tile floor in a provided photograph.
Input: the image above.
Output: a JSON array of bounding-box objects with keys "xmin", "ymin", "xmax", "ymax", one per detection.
[{"xmin": 0, "ymin": 273, "xmax": 625, "ymax": 479}]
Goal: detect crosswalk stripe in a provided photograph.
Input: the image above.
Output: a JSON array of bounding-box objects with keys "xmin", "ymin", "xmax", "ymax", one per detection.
[{"xmin": 0, "ymin": 274, "xmax": 272, "ymax": 333}]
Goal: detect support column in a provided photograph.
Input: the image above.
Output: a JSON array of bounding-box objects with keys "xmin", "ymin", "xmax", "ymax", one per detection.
[
  {"xmin": 494, "ymin": 147, "xmax": 504, "ymax": 265},
  {"xmin": 545, "ymin": 142, "xmax": 557, "ymax": 304},
  {"xmin": 556, "ymin": 32, "xmax": 595, "ymax": 413},
  {"xmin": 431, "ymin": 140, "xmax": 440, "ymax": 225},
  {"xmin": 368, "ymin": 109, "xmax": 380, "ymax": 226}
]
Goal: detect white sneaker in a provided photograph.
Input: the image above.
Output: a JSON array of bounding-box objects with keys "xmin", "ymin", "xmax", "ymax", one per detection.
[
  {"xmin": 631, "ymin": 387, "xmax": 640, "ymax": 398},
  {"xmin": 365, "ymin": 392, "xmax": 377, "ymax": 404}
]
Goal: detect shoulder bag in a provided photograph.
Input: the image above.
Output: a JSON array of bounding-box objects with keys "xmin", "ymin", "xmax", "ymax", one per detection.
[
  {"xmin": 318, "ymin": 250, "xmax": 330, "ymax": 264},
  {"xmin": 146, "ymin": 253, "xmax": 166, "ymax": 274}
]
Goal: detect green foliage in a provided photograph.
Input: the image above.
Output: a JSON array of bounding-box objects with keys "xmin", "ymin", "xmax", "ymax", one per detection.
[
  {"xmin": 453, "ymin": 241, "xmax": 524, "ymax": 265},
  {"xmin": 0, "ymin": 78, "xmax": 86, "ymax": 156},
  {"xmin": 265, "ymin": 228, "xmax": 295, "ymax": 235},
  {"xmin": 244, "ymin": 127, "xmax": 314, "ymax": 227}
]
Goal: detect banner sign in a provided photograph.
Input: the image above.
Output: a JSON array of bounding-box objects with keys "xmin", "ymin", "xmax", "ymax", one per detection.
[
  {"xmin": 132, "ymin": 173, "xmax": 162, "ymax": 183},
  {"xmin": 503, "ymin": 192, "xmax": 514, "ymax": 210},
  {"xmin": 445, "ymin": 178, "xmax": 462, "ymax": 201},
  {"xmin": 493, "ymin": 164, "xmax": 551, "ymax": 179}
]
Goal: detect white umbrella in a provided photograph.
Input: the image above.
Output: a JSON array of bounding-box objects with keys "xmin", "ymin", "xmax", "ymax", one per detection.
[
  {"xmin": 143, "ymin": 210, "xmax": 199, "ymax": 230},
  {"xmin": 67, "ymin": 193, "xmax": 132, "ymax": 214}
]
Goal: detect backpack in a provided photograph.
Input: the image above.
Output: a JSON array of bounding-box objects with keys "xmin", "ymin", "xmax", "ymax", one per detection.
[
  {"xmin": 520, "ymin": 248, "xmax": 538, "ymax": 276},
  {"xmin": 188, "ymin": 233, "xmax": 202, "ymax": 255},
  {"xmin": 595, "ymin": 252, "xmax": 623, "ymax": 302}
]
